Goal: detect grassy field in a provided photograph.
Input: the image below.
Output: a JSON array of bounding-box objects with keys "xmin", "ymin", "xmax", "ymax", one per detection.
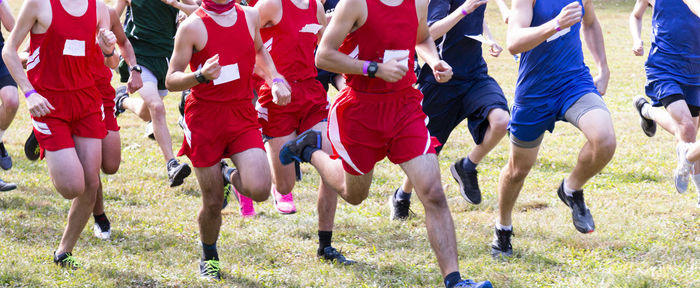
[{"xmin": 1, "ymin": 0, "xmax": 699, "ymax": 287}]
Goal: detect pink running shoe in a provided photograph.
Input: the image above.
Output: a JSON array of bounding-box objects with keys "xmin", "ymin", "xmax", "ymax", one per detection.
[
  {"xmin": 234, "ymin": 188, "xmax": 256, "ymax": 218},
  {"xmin": 272, "ymin": 187, "xmax": 296, "ymax": 214}
]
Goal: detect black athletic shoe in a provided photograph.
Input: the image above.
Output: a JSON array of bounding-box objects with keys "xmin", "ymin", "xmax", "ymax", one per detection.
[
  {"xmin": 450, "ymin": 159, "xmax": 482, "ymax": 204},
  {"xmin": 167, "ymin": 159, "xmax": 191, "ymax": 187},
  {"xmin": 318, "ymin": 246, "xmax": 355, "ymax": 265},
  {"xmin": 179, "ymin": 89, "xmax": 190, "ymax": 116},
  {"xmin": 633, "ymin": 96, "xmax": 656, "ymax": 137},
  {"xmin": 0, "ymin": 142, "xmax": 12, "ymax": 170},
  {"xmin": 199, "ymin": 259, "xmax": 222, "ymax": 281},
  {"xmin": 0, "ymin": 178, "xmax": 17, "ymax": 192},
  {"xmin": 279, "ymin": 130, "xmax": 322, "ymax": 165},
  {"xmin": 557, "ymin": 180, "xmax": 595, "ymax": 234},
  {"xmin": 221, "ymin": 161, "xmax": 236, "ymax": 210},
  {"xmin": 113, "ymin": 86, "xmax": 128, "ymax": 117},
  {"xmin": 53, "ymin": 252, "xmax": 81, "ymax": 270},
  {"xmin": 389, "ymin": 190, "xmax": 412, "ymax": 220},
  {"xmin": 490, "ymin": 228, "xmax": 513, "ymax": 258},
  {"xmin": 93, "ymin": 214, "xmax": 111, "ymax": 240},
  {"xmin": 24, "ymin": 131, "xmax": 40, "ymax": 161}
]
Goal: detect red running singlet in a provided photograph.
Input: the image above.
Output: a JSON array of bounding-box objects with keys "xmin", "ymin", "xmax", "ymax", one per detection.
[
  {"xmin": 259, "ymin": 0, "xmax": 321, "ymax": 82},
  {"xmin": 27, "ymin": 0, "xmax": 98, "ymax": 92},
  {"xmin": 189, "ymin": 5, "xmax": 256, "ymax": 103},
  {"xmin": 339, "ymin": 0, "xmax": 418, "ymax": 94}
]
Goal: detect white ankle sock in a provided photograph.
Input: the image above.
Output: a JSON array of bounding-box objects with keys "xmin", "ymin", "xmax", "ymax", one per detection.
[
  {"xmin": 496, "ymin": 223, "xmax": 512, "ymax": 231},
  {"xmin": 641, "ymin": 103, "xmax": 653, "ymax": 119},
  {"xmin": 563, "ymin": 179, "xmax": 577, "ymax": 197},
  {"xmin": 0, "ymin": 129, "xmax": 5, "ymax": 142}
]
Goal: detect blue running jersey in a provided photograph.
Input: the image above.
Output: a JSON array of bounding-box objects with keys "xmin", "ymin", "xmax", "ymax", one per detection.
[
  {"xmin": 323, "ymin": 0, "xmax": 339, "ymax": 13},
  {"xmin": 646, "ymin": 0, "xmax": 700, "ymax": 87},
  {"xmin": 418, "ymin": 0, "xmax": 488, "ymax": 83},
  {"xmin": 514, "ymin": 0, "xmax": 597, "ymax": 105}
]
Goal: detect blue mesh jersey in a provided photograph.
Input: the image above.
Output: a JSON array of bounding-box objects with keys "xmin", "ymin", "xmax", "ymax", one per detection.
[
  {"xmin": 514, "ymin": 0, "xmax": 598, "ymax": 105},
  {"xmin": 645, "ymin": 0, "xmax": 700, "ymax": 87},
  {"xmin": 417, "ymin": 0, "xmax": 488, "ymax": 84}
]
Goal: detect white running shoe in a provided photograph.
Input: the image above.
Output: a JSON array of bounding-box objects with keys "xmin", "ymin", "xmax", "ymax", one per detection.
[
  {"xmin": 674, "ymin": 142, "xmax": 692, "ymax": 194},
  {"xmin": 93, "ymin": 223, "xmax": 111, "ymax": 240}
]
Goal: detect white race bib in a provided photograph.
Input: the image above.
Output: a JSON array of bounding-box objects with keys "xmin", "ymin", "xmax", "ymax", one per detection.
[
  {"xmin": 213, "ymin": 64, "xmax": 240, "ymax": 86},
  {"xmin": 383, "ymin": 49, "xmax": 409, "ymax": 67},
  {"xmin": 63, "ymin": 40, "xmax": 86, "ymax": 56},
  {"xmin": 299, "ymin": 23, "xmax": 323, "ymax": 34},
  {"xmin": 547, "ymin": 27, "xmax": 571, "ymax": 42}
]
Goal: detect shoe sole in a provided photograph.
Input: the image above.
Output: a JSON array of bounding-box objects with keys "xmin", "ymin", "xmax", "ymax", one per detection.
[
  {"xmin": 273, "ymin": 195, "xmax": 296, "ymax": 214},
  {"xmin": 490, "ymin": 248, "xmax": 513, "ymax": 258},
  {"xmin": 450, "ymin": 162, "xmax": 479, "ymax": 205},
  {"xmin": 169, "ymin": 164, "xmax": 192, "ymax": 187},
  {"xmin": 24, "ymin": 132, "xmax": 40, "ymax": 161},
  {"xmin": 93, "ymin": 224, "xmax": 111, "ymax": 240},
  {"xmin": 279, "ymin": 145, "xmax": 299, "ymax": 165},
  {"xmin": 0, "ymin": 184, "xmax": 17, "ymax": 192}
]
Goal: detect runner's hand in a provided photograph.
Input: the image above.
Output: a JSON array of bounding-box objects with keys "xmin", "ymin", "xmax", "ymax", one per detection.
[
  {"xmin": 488, "ymin": 41, "xmax": 503, "ymax": 57},
  {"xmin": 201, "ymin": 54, "xmax": 221, "ymax": 80},
  {"xmin": 98, "ymin": 28, "xmax": 117, "ymax": 54},
  {"xmin": 271, "ymin": 77, "xmax": 292, "ymax": 106},
  {"xmin": 377, "ymin": 57, "xmax": 408, "ymax": 83},
  {"xmin": 632, "ymin": 40, "xmax": 644, "ymax": 56},
  {"xmin": 19, "ymin": 51, "xmax": 29, "ymax": 69},
  {"xmin": 128, "ymin": 70, "xmax": 143, "ymax": 94},
  {"xmin": 594, "ymin": 72, "xmax": 609, "ymax": 96},
  {"xmin": 161, "ymin": 0, "xmax": 177, "ymax": 7},
  {"xmin": 555, "ymin": 2, "xmax": 582, "ymax": 30},
  {"xmin": 460, "ymin": 0, "xmax": 488, "ymax": 15},
  {"xmin": 26, "ymin": 92, "xmax": 55, "ymax": 118},
  {"xmin": 432, "ymin": 60, "xmax": 453, "ymax": 83}
]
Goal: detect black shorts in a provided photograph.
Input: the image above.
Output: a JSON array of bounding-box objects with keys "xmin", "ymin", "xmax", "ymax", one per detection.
[
  {"xmin": 659, "ymin": 94, "xmax": 700, "ymax": 117},
  {"xmin": 316, "ymin": 69, "xmax": 339, "ymax": 92},
  {"xmin": 420, "ymin": 76, "xmax": 509, "ymax": 153},
  {"xmin": 0, "ymin": 74, "xmax": 16, "ymax": 89}
]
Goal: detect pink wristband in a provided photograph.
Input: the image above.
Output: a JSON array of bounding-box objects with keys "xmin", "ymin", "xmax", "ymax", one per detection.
[
  {"xmin": 362, "ymin": 61, "xmax": 370, "ymax": 76},
  {"xmin": 555, "ymin": 19, "xmax": 562, "ymax": 32},
  {"xmin": 24, "ymin": 89, "xmax": 36, "ymax": 99},
  {"xmin": 461, "ymin": 7, "xmax": 468, "ymax": 16},
  {"xmin": 272, "ymin": 77, "xmax": 284, "ymax": 84}
]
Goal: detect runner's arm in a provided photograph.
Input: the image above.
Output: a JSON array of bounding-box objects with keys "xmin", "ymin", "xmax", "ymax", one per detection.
[
  {"xmin": 162, "ymin": 0, "xmax": 199, "ymax": 16},
  {"xmin": 114, "ymin": 0, "xmax": 128, "ymax": 17},
  {"xmin": 507, "ymin": 0, "xmax": 563, "ymax": 55},
  {"xmin": 483, "ymin": 18, "xmax": 503, "ymax": 57},
  {"xmin": 684, "ymin": 0, "xmax": 700, "ymax": 17},
  {"xmin": 165, "ymin": 18, "xmax": 200, "ymax": 91},
  {"xmin": 629, "ymin": 0, "xmax": 648, "ymax": 56},
  {"xmin": 97, "ymin": 1, "xmax": 119, "ymax": 69},
  {"xmin": 415, "ymin": 0, "xmax": 452, "ymax": 83},
  {"xmin": 428, "ymin": 0, "xmax": 486, "ymax": 40},
  {"xmin": 315, "ymin": 0, "xmax": 366, "ymax": 75},
  {"xmin": 315, "ymin": 0, "xmax": 327, "ymax": 44},
  {"xmin": 110, "ymin": 7, "xmax": 143, "ymax": 93},
  {"xmin": 0, "ymin": 1, "xmax": 15, "ymax": 32},
  {"xmin": 2, "ymin": 0, "xmax": 39, "ymax": 94},
  {"xmin": 494, "ymin": 0, "xmax": 510, "ymax": 23},
  {"xmin": 581, "ymin": 0, "xmax": 609, "ymax": 95}
]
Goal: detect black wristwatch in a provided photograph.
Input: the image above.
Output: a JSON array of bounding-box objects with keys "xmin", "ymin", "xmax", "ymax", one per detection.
[
  {"xmin": 130, "ymin": 65, "xmax": 142, "ymax": 73},
  {"xmin": 194, "ymin": 69, "xmax": 210, "ymax": 84},
  {"xmin": 102, "ymin": 48, "xmax": 115, "ymax": 57},
  {"xmin": 367, "ymin": 61, "xmax": 378, "ymax": 78}
]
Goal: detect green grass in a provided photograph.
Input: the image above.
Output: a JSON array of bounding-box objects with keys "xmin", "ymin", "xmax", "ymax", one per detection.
[{"xmin": 1, "ymin": 0, "xmax": 699, "ymax": 287}]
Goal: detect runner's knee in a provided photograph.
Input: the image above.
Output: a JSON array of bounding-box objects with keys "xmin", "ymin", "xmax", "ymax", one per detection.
[
  {"xmin": 419, "ymin": 183, "xmax": 448, "ymax": 210},
  {"xmin": 489, "ymin": 109, "xmax": 510, "ymax": 135}
]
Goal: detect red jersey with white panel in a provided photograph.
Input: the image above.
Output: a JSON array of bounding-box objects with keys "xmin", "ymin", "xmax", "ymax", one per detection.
[
  {"xmin": 338, "ymin": 0, "xmax": 418, "ymax": 94},
  {"xmin": 179, "ymin": 5, "xmax": 264, "ymax": 168}
]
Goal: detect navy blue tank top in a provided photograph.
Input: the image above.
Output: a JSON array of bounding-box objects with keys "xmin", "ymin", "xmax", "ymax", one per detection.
[
  {"xmin": 417, "ymin": 0, "xmax": 488, "ymax": 84},
  {"xmin": 514, "ymin": 0, "xmax": 597, "ymax": 104}
]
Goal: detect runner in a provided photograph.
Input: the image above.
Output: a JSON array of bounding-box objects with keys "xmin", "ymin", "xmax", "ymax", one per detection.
[
  {"xmin": 2, "ymin": 0, "xmax": 116, "ymax": 268},
  {"xmin": 629, "ymin": 0, "xmax": 700, "ymax": 195},
  {"xmin": 281, "ymin": 0, "xmax": 491, "ymax": 286},
  {"xmin": 0, "ymin": 0, "xmax": 18, "ymax": 191},
  {"xmin": 113, "ymin": 0, "xmax": 199, "ymax": 187},
  {"xmin": 492, "ymin": 0, "xmax": 613, "ymax": 258},
  {"xmin": 165, "ymin": 0, "xmax": 290, "ymax": 280},
  {"xmin": 389, "ymin": 0, "xmax": 511, "ymax": 220},
  {"xmin": 92, "ymin": 6, "xmax": 144, "ymax": 240}
]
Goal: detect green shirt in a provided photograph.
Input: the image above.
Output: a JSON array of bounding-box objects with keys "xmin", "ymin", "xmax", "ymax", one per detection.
[{"xmin": 124, "ymin": 0, "xmax": 179, "ymax": 57}]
